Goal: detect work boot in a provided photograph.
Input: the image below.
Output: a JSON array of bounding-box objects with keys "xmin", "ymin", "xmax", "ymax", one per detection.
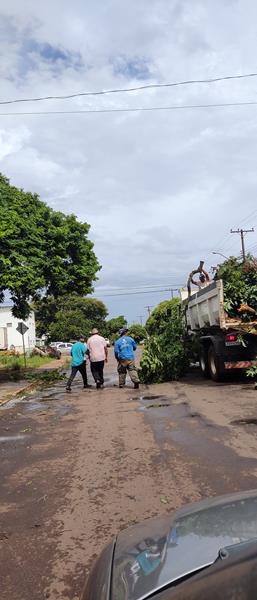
[
  {"xmin": 119, "ymin": 384, "xmax": 124, "ymax": 388},
  {"xmin": 96, "ymin": 382, "xmax": 101, "ymax": 389},
  {"xmin": 66, "ymin": 386, "xmax": 71, "ymax": 393},
  {"xmin": 84, "ymin": 384, "xmax": 92, "ymax": 388},
  {"xmin": 134, "ymin": 382, "xmax": 139, "ymax": 389}
]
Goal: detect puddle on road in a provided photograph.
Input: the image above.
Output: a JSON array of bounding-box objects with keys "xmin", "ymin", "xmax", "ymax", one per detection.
[
  {"xmin": 145, "ymin": 403, "xmax": 171, "ymax": 409},
  {"xmin": 140, "ymin": 395, "xmax": 166, "ymax": 401},
  {"xmin": 139, "ymin": 393, "xmax": 224, "ymax": 457},
  {"xmin": 231, "ymin": 418, "xmax": 257, "ymax": 426},
  {"xmin": 138, "ymin": 394, "xmax": 171, "ymax": 410},
  {"xmin": 0, "ymin": 434, "xmax": 28, "ymax": 442},
  {"xmin": 0, "ymin": 380, "xmax": 78, "ymax": 417}
]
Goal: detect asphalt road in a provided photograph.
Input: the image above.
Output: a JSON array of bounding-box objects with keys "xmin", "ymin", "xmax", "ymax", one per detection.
[{"xmin": 1, "ymin": 352, "xmax": 257, "ymax": 600}]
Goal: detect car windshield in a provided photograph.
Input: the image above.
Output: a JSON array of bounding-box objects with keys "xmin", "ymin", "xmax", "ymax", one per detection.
[{"xmin": 112, "ymin": 495, "xmax": 257, "ymax": 600}]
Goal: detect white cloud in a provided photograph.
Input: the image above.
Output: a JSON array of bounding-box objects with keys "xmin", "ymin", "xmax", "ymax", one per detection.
[
  {"xmin": 1, "ymin": 0, "xmax": 257, "ymax": 322},
  {"xmin": 0, "ymin": 126, "xmax": 31, "ymax": 160}
]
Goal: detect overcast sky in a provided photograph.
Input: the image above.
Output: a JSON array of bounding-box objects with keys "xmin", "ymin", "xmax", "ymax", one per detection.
[{"xmin": 1, "ymin": 0, "xmax": 257, "ymax": 324}]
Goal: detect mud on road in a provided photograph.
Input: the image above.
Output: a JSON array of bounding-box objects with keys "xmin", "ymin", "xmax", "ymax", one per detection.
[{"xmin": 1, "ymin": 354, "xmax": 257, "ymax": 600}]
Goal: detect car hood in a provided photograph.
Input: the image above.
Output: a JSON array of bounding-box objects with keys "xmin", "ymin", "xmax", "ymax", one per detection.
[{"xmin": 112, "ymin": 490, "xmax": 257, "ymax": 600}]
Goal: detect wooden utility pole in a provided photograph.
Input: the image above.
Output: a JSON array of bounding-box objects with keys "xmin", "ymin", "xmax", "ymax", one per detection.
[
  {"xmin": 145, "ymin": 305, "xmax": 154, "ymax": 317},
  {"xmin": 168, "ymin": 288, "xmax": 178, "ymax": 298},
  {"xmin": 230, "ymin": 228, "xmax": 254, "ymax": 261}
]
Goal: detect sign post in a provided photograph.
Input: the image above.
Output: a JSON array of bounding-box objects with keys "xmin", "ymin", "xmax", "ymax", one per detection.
[{"xmin": 16, "ymin": 322, "xmax": 29, "ymax": 368}]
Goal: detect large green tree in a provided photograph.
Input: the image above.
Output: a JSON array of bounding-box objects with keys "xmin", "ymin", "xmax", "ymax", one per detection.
[
  {"xmin": 0, "ymin": 174, "xmax": 100, "ymax": 318},
  {"xmin": 106, "ymin": 315, "xmax": 127, "ymax": 336},
  {"xmin": 146, "ymin": 298, "xmax": 180, "ymax": 336},
  {"xmin": 35, "ymin": 295, "xmax": 108, "ymax": 340},
  {"xmin": 141, "ymin": 298, "xmax": 188, "ymax": 383},
  {"xmin": 127, "ymin": 324, "xmax": 146, "ymax": 342}
]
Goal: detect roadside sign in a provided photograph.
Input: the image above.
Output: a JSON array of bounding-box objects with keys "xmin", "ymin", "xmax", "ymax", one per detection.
[
  {"xmin": 16, "ymin": 322, "xmax": 29, "ymax": 367},
  {"xmin": 16, "ymin": 322, "xmax": 29, "ymax": 336}
]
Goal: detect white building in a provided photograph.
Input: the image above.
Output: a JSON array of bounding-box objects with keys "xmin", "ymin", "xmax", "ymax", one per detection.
[{"xmin": 0, "ymin": 303, "xmax": 36, "ymax": 352}]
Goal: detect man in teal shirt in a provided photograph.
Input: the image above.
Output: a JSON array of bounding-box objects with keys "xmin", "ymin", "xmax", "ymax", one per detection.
[{"xmin": 66, "ymin": 335, "xmax": 90, "ymax": 392}]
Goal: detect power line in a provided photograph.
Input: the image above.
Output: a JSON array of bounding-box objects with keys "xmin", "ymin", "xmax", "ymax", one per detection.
[
  {"xmin": 94, "ymin": 288, "xmax": 177, "ymax": 297},
  {"xmin": 95, "ymin": 282, "xmax": 184, "ymax": 292},
  {"xmin": 1, "ymin": 72, "xmax": 257, "ymax": 105},
  {"xmin": 244, "ymin": 241, "xmax": 257, "ymax": 252},
  {"xmin": 3, "ymin": 100, "xmax": 257, "ymax": 117},
  {"xmin": 209, "ymin": 207, "xmax": 257, "ymax": 257},
  {"xmin": 218, "ymin": 208, "xmax": 257, "ymax": 251}
]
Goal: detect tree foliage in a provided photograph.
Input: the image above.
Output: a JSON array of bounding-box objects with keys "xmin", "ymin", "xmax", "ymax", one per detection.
[
  {"xmin": 127, "ymin": 324, "xmax": 146, "ymax": 342},
  {"xmin": 35, "ymin": 295, "xmax": 108, "ymax": 340},
  {"xmin": 141, "ymin": 298, "xmax": 188, "ymax": 383},
  {"xmin": 216, "ymin": 255, "xmax": 257, "ymax": 320},
  {"xmin": 0, "ymin": 173, "xmax": 100, "ymax": 318},
  {"xmin": 106, "ymin": 316, "xmax": 127, "ymax": 336},
  {"xmin": 146, "ymin": 298, "xmax": 181, "ymax": 335}
]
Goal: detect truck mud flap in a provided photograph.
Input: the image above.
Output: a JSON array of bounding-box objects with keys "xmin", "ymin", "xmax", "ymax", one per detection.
[{"xmin": 225, "ymin": 360, "xmax": 257, "ymax": 370}]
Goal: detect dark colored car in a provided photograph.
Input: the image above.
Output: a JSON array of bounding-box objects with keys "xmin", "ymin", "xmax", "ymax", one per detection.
[{"xmin": 82, "ymin": 490, "xmax": 257, "ymax": 600}]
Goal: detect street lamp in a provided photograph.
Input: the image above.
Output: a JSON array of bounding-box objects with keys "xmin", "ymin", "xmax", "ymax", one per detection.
[{"xmin": 212, "ymin": 251, "xmax": 228, "ymax": 260}]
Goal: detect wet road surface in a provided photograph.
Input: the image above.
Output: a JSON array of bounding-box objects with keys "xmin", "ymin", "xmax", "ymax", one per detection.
[{"xmin": 1, "ymin": 353, "xmax": 257, "ymax": 599}]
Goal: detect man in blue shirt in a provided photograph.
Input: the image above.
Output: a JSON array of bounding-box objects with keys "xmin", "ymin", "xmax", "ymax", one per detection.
[
  {"xmin": 114, "ymin": 328, "xmax": 140, "ymax": 389},
  {"xmin": 66, "ymin": 335, "xmax": 90, "ymax": 392}
]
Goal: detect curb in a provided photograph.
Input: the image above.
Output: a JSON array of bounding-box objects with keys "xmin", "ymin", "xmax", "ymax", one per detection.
[{"xmin": 0, "ymin": 382, "xmax": 37, "ymax": 407}]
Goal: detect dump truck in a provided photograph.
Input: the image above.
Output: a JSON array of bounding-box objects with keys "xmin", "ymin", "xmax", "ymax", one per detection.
[{"xmin": 182, "ymin": 279, "xmax": 257, "ymax": 381}]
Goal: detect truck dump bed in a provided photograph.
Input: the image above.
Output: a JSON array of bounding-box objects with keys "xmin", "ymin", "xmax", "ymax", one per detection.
[{"xmin": 185, "ymin": 280, "xmax": 257, "ymax": 334}]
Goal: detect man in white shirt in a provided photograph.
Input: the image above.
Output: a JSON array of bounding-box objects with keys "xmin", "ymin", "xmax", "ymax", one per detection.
[{"xmin": 87, "ymin": 328, "xmax": 108, "ymax": 389}]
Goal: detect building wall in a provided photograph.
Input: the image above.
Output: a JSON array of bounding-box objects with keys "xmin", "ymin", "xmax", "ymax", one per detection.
[{"xmin": 0, "ymin": 307, "xmax": 36, "ymax": 352}]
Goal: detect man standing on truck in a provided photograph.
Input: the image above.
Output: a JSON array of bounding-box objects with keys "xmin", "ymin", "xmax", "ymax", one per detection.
[
  {"xmin": 187, "ymin": 261, "xmax": 211, "ymax": 296},
  {"xmin": 114, "ymin": 328, "xmax": 140, "ymax": 389},
  {"xmin": 66, "ymin": 335, "xmax": 90, "ymax": 392},
  {"xmin": 191, "ymin": 269, "xmax": 210, "ymax": 289},
  {"xmin": 87, "ymin": 328, "xmax": 108, "ymax": 389}
]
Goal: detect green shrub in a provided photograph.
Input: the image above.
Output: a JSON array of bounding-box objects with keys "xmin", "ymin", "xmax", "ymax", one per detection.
[
  {"xmin": 140, "ymin": 336, "xmax": 163, "ymax": 383},
  {"xmin": 216, "ymin": 255, "xmax": 257, "ymax": 320},
  {"xmin": 127, "ymin": 324, "xmax": 146, "ymax": 343},
  {"xmin": 140, "ymin": 300, "xmax": 189, "ymax": 383},
  {"xmin": 24, "ymin": 369, "xmax": 65, "ymax": 382}
]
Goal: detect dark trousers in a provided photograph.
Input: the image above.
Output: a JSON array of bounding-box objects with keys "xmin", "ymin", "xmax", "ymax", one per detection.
[
  {"xmin": 90, "ymin": 360, "xmax": 104, "ymax": 385},
  {"xmin": 67, "ymin": 362, "xmax": 88, "ymax": 388}
]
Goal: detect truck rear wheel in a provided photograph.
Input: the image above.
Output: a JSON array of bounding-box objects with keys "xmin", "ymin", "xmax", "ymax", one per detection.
[
  {"xmin": 208, "ymin": 345, "xmax": 225, "ymax": 382},
  {"xmin": 199, "ymin": 347, "xmax": 210, "ymax": 378}
]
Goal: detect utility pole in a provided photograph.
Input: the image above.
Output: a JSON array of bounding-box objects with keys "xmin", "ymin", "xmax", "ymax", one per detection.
[
  {"xmin": 145, "ymin": 305, "xmax": 154, "ymax": 317},
  {"xmin": 230, "ymin": 228, "xmax": 254, "ymax": 261},
  {"xmin": 137, "ymin": 315, "xmax": 143, "ymax": 326},
  {"xmin": 168, "ymin": 288, "xmax": 178, "ymax": 298}
]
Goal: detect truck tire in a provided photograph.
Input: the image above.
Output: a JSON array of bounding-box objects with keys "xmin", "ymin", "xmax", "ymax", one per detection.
[
  {"xmin": 199, "ymin": 347, "xmax": 210, "ymax": 378},
  {"xmin": 208, "ymin": 345, "xmax": 225, "ymax": 382}
]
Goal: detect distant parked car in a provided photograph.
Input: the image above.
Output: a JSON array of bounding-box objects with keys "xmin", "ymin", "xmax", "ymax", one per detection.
[{"xmin": 51, "ymin": 342, "xmax": 73, "ymax": 354}]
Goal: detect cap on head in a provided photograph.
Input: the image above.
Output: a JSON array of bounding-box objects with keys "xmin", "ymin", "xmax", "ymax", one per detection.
[
  {"xmin": 79, "ymin": 334, "xmax": 86, "ymax": 340},
  {"xmin": 91, "ymin": 328, "xmax": 99, "ymax": 335},
  {"xmin": 119, "ymin": 327, "xmax": 128, "ymax": 336}
]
